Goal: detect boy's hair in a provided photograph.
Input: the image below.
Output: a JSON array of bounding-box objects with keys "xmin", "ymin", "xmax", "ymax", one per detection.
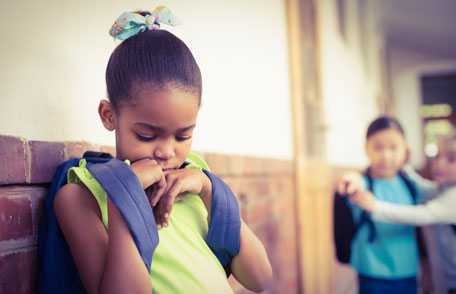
[
  {"xmin": 366, "ymin": 115, "xmax": 405, "ymax": 139},
  {"xmin": 106, "ymin": 27, "xmax": 202, "ymax": 109}
]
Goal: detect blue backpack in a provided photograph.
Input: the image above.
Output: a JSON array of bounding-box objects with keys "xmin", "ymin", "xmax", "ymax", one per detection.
[
  {"xmin": 333, "ymin": 168, "xmax": 419, "ymax": 263},
  {"xmin": 38, "ymin": 151, "xmax": 240, "ymax": 293}
]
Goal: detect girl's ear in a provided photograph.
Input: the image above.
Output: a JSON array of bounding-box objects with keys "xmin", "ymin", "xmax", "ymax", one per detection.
[{"xmin": 98, "ymin": 100, "xmax": 116, "ymax": 131}]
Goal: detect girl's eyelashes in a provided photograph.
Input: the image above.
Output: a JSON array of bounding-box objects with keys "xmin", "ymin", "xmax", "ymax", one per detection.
[
  {"xmin": 175, "ymin": 135, "xmax": 192, "ymax": 142},
  {"xmin": 135, "ymin": 133, "xmax": 192, "ymax": 142},
  {"xmin": 136, "ymin": 133, "xmax": 157, "ymax": 142}
]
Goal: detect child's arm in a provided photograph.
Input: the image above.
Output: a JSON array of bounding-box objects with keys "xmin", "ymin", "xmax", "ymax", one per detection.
[
  {"xmin": 402, "ymin": 164, "xmax": 438, "ymax": 201},
  {"xmin": 335, "ymin": 171, "xmax": 365, "ymax": 195},
  {"xmin": 54, "ymin": 184, "xmax": 152, "ymax": 294},
  {"xmin": 350, "ymin": 189, "xmax": 456, "ymax": 225},
  {"xmin": 54, "ymin": 183, "xmax": 108, "ymax": 293},
  {"xmin": 99, "ymin": 200, "xmax": 151, "ymax": 293},
  {"xmin": 230, "ymin": 220, "xmax": 273, "ymax": 292}
]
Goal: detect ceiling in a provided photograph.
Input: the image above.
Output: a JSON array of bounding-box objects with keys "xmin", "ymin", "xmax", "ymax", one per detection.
[{"xmin": 379, "ymin": 0, "xmax": 456, "ymax": 59}]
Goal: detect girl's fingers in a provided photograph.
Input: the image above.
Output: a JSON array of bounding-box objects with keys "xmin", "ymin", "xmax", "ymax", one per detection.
[
  {"xmin": 154, "ymin": 200, "xmax": 166, "ymax": 227},
  {"xmin": 151, "ymin": 176, "xmax": 167, "ymax": 207},
  {"xmin": 163, "ymin": 180, "xmax": 182, "ymax": 218}
]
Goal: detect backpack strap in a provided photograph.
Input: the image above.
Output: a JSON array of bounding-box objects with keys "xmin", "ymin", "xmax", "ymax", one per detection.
[
  {"xmin": 398, "ymin": 170, "xmax": 418, "ymax": 204},
  {"xmin": 86, "ymin": 158, "xmax": 158, "ymax": 271},
  {"xmin": 202, "ymin": 170, "xmax": 241, "ymax": 276},
  {"xmin": 333, "ymin": 192, "xmax": 357, "ymax": 264},
  {"xmin": 354, "ymin": 168, "xmax": 377, "ymax": 243},
  {"xmin": 83, "ymin": 151, "xmax": 113, "ymax": 162}
]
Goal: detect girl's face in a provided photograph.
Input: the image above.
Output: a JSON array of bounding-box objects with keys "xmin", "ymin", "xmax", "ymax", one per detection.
[
  {"xmin": 365, "ymin": 128, "xmax": 408, "ymax": 179},
  {"xmin": 99, "ymin": 84, "xmax": 200, "ymax": 170},
  {"xmin": 431, "ymin": 138, "xmax": 456, "ymax": 186}
]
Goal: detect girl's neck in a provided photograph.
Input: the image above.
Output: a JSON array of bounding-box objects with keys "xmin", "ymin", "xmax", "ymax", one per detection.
[{"xmin": 369, "ymin": 168, "xmax": 398, "ymax": 180}]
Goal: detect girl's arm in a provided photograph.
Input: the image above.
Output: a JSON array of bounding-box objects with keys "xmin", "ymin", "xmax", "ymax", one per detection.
[
  {"xmin": 230, "ymin": 220, "xmax": 273, "ymax": 292},
  {"xmin": 402, "ymin": 164, "xmax": 438, "ymax": 201},
  {"xmin": 55, "ymin": 184, "xmax": 151, "ymax": 294},
  {"xmin": 350, "ymin": 189, "xmax": 456, "ymax": 225},
  {"xmin": 100, "ymin": 200, "xmax": 151, "ymax": 294}
]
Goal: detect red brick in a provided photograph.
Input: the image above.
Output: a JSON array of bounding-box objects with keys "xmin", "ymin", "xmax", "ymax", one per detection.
[
  {"xmin": 0, "ymin": 188, "xmax": 33, "ymax": 242},
  {"xmin": 28, "ymin": 140, "xmax": 65, "ymax": 183},
  {"xmin": 0, "ymin": 249, "xmax": 37, "ymax": 294},
  {"xmin": 0, "ymin": 135, "xmax": 27, "ymax": 185},
  {"xmin": 244, "ymin": 196, "xmax": 275, "ymax": 226},
  {"xmin": 100, "ymin": 145, "xmax": 116, "ymax": 157},
  {"xmin": 64, "ymin": 141, "xmax": 98, "ymax": 159},
  {"xmin": 226, "ymin": 155, "xmax": 246, "ymax": 176},
  {"xmin": 241, "ymin": 156, "xmax": 266, "ymax": 176},
  {"xmin": 264, "ymin": 158, "xmax": 293, "ymax": 175},
  {"xmin": 203, "ymin": 153, "xmax": 230, "ymax": 175},
  {"xmin": 29, "ymin": 188, "xmax": 46, "ymax": 237}
]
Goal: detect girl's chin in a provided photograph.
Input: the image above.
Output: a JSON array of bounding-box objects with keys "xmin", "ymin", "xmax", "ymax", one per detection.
[{"xmin": 371, "ymin": 168, "xmax": 398, "ymax": 179}]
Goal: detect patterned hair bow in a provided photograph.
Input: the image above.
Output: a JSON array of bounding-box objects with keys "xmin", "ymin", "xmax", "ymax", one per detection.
[{"xmin": 109, "ymin": 6, "xmax": 180, "ymax": 41}]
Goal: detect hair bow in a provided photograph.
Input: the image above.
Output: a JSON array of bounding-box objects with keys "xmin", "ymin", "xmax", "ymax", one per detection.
[{"xmin": 109, "ymin": 6, "xmax": 180, "ymax": 41}]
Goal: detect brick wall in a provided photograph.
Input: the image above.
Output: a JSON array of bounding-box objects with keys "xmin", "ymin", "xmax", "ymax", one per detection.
[{"xmin": 0, "ymin": 135, "xmax": 298, "ymax": 294}]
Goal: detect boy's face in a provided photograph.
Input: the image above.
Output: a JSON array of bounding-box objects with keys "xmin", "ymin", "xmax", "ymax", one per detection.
[
  {"xmin": 431, "ymin": 138, "xmax": 456, "ymax": 186},
  {"xmin": 99, "ymin": 84, "xmax": 200, "ymax": 170},
  {"xmin": 365, "ymin": 128, "xmax": 409, "ymax": 178}
]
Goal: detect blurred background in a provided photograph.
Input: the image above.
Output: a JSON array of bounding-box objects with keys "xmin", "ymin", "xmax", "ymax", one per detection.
[{"xmin": 0, "ymin": 0, "xmax": 455, "ymax": 293}]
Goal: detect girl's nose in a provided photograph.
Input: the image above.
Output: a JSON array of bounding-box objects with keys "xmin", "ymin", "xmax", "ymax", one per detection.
[{"xmin": 154, "ymin": 139, "xmax": 175, "ymax": 162}]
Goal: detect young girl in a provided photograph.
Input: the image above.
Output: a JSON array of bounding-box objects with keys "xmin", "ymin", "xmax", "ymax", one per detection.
[
  {"xmin": 53, "ymin": 8, "xmax": 272, "ymax": 294},
  {"xmin": 347, "ymin": 132, "xmax": 456, "ymax": 294},
  {"xmin": 336, "ymin": 116, "xmax": 420, "ymax": 294}
]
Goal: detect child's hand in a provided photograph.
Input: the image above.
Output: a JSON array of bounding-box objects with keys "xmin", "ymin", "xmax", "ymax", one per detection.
[
  {"xmin": 349, "ymin": 191, "xmax": 376, "ymax": 212},
  {"xmin": 154, "ymin": 168, "xmax": 211, "ymax": 227},
  {"xmin": 130, "ymin": 158, "xmax": 167, "ymax": 208},
  {"xmin": 336, "ymin": 171, "xmax": 364, "ymax": 196}
]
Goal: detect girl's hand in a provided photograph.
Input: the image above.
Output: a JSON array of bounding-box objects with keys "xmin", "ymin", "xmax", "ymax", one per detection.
[
  {"xmin": 336, "ymin": 171, "xmax": 365, "ymax": 196},
  {"xmin": 155, "ymin": 168, "xmax": 211, "ymax": 227},
  {"xmin": 130, "ymin": 158, "xmax": 167, "ymax": 209},
  {"xmin": 349, "ymin": 191, "xmax": 377, "ymax": 212}
]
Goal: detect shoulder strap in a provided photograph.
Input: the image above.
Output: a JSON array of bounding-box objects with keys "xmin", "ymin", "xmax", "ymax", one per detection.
[
  {"xmin": 202, "ymin": 169, "xmax": 241, "ymax": 276},
  {"xmin": 83, "ymin": 151, "xmax": 113, "ymax": 162},
  {"xmin": 398, "ymin": 170, "xmax": 418, "ymax": 204},
  {"xmin": 355, "ymin": 168, "xmax": 377, "ymax": 243},
  {"xmin": 86, "ymin": 158, "xmax": 158, "ymax": 271},
  {"xmin": 333, "ymin": 192, "xmax": 356, "ymax": 263}
]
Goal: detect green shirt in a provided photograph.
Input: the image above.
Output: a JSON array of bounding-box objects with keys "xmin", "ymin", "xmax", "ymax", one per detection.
[{"xmin": 67, "ymin": 153, "xmax": 233, "ymax": 293}]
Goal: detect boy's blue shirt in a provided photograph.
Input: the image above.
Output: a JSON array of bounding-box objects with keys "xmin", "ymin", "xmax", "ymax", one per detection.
[{"xmin": 349, "ymin": 175, "xmax": 420, "ymax": 279}]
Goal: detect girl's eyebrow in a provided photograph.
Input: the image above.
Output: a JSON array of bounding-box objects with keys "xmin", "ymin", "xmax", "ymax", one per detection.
[{"xmin": 134, "ymin": 122, "xmax": 196, "ymax": 132}]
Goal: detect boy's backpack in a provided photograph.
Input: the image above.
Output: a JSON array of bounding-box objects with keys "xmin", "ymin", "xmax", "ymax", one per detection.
[
  {"xmin": 38, "ymin": 151, "xmax": 240, "ymax": 293},
  {"xmin": 333, "ymin": 168, "xmax": 418, "ymax": 264}
]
